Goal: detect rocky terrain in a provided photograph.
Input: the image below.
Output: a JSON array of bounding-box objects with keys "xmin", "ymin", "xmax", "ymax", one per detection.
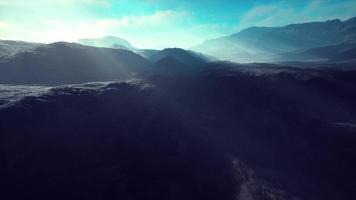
[{"xmin": 1, "ymin": 66, "xmax": 356, "ymax": 200}]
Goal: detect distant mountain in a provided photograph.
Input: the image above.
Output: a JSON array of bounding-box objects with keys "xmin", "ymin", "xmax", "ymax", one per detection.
[
  {"xmin": 78, "ymin": 36, "xmax": 134, "ymax": 50},
  {"xmin": 77, "ymin": 36, "xmax": 165, "ymax": 60},
  {"xmin": 194, "ymin": 17, "xmax": 356, "ymax": 63},
  {"xmin": 0, "ymin": 42, "xmax": 149, "ymax": 84},
  {"xmin": 0, "ymin": 40, "xmax": 42, "ymax": 57}
]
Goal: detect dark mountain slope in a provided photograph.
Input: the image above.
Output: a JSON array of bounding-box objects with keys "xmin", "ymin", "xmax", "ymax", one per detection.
[
  {"xmin": 142, "ymin": 48, "xmax": 214, "ymax": 75},
  {"xmin": 0, "ymin": 42, "xmax": 149, "ymax": 84},
  {"xmin": 149, "ymin": 48, "xmax": 211, "ymax": 65},
  {"xmin": 149, "ymin": 56, "xmax": 192, "ymax": 75}
]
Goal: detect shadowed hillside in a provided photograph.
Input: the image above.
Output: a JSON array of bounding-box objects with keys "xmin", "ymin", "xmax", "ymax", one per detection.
[{"xmin": 0, "ymin": 42, "xmax": 149, "ymax": 84}]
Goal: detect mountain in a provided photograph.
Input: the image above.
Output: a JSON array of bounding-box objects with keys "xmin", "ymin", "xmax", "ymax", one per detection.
[
  {"xmin": 194, "ymin": 17, "xmax": 356, "ymax": 63},
  {"xmin": 149, "ymin": 48, "xmax": 212, "ymax": 65},
  {"xmin": 148, "ymin": 56, "xmax": 194, "ymax": 75},
  {"xmin": 0, "ymin": 40, "xmax": 42, "ymax": 57},
  {"xmin": 143, "ymin": 48, "xmax": 214, "ymax": 75},
  {"xmin": 0, "ymin": 42, "xmax": 149, "ymax": 84},
  {"xmin": 1, "ymin": 66, "xmax": 356, "ymax": 199},
  {"xmin": 77, "ymin": 36, "xmax": 134, "ymax": 50},
  {"xmin": 0, "ymin": 40, "xmax": 223, "ymax": 84}
]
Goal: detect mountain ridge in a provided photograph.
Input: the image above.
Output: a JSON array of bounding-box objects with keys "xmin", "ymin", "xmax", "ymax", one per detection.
[
  {"xmin": 0, "ymin": 41, "xmax": 149, "ymax": 84},
  {"xmin": 194, "ymin": 16, "xmax": 356, "ymax": 63}
]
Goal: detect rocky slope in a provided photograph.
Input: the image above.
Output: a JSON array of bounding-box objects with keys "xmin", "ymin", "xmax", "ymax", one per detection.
[{"xmin": 1, "ymin": 66, "xmax": 355, "ymax": 199}]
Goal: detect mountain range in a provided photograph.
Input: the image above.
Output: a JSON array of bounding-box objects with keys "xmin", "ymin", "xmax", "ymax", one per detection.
[
  {"xmin": 0, "ymin": 42, "xmax": 149, "ymax": 84},
  {"xmin": 194, "ymin": 17, "xmax": 356, "ymax": 63},
  {"xmin": 0, "ymin": 41, "xmax": 212, "ymax": 84},
  {"xmin": 0, "ymin": 17, "xmax": 355, "ymax": 85}
]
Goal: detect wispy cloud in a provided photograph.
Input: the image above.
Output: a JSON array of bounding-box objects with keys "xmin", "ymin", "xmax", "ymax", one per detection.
[
  {"xmin": 237, "ymin": 0, "xmax": 356, "ymax": 30},
  {"xmin": 94, "ymin": 10, "xmax": 189, "ymax": 29}
]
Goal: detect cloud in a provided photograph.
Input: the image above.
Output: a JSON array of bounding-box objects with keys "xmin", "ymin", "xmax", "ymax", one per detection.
[
  {"xmin": 93, "ymin": 10, "xmax": 189, "ymax": 29},
  {"xmin": 0, "ymin": 21, "xmax": 11, "ymax": 39},
  {"xmin": 237, "ymin": 0, "xmax": 356, "ymax": 30},
  {"xmin": 0, "ymin": 21, "xmax": 9, "ymax": 29},
  {"xmin": 82, "ymin": 10, "xmax": 226, "ymax": 48}
]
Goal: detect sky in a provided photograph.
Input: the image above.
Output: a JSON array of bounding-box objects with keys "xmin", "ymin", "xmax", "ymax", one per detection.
[{"xmin": 0, "ymin": 0, "xmax": 355, "ymax": 49}]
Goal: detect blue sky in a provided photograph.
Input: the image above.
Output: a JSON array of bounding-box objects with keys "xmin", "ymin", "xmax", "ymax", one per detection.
[{"xmin": 0, "ymin": 0, "xmax": 355, "ymax": 49}]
